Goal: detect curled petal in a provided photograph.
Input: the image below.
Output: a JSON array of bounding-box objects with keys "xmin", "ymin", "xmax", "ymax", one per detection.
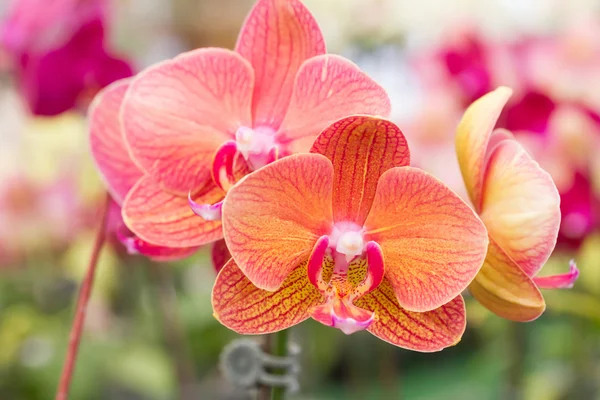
[
  {"xmin": 89, "ymin": 79, "xmax": 142, "ymax": 204},
  {"xmin": 456, "ymin": 86, "xmax": 512, "ymax": 210},
  {"xmin": 311, "ymin": 116, "xmax": 410, "ymax": 226},
  {"xmin": 188, "ymin": 194, "xmax": 223, "ymax": 221},
  {"xmin": 122, "ymin": 48, "xmax": 254, "ymax": 195},
  {"xmin": 279, "ymin": 55, "xmax": 391, "ymax": 153},
  {"xmin": 212, "ymin": 259, "xmax": 323, "ymax": 334},
  {"xmin": 534, "ymin": 260, "xmax": 580, "ymax": 289},
  {"xmin": 222, "ymin": 153, "xmax": 334, "ymax": 290},
  {"xmin": 123, "ymin": 175, "xmax": 224, "ymax": 248},
  {"xmin": 469, "ymin": 238, "xmax": 545, "ymax": 322},
  {"xmin": 116, "ymin": 228, "xmax": 199, "ymax": 262},
  {"xmin": 364, "ymin": 167, "xmax": 488, "ymax": 312},
  {"xmin": 355, "ymin": 280, "xmax": 466, "ymax": 352},
  {"xmin": 481, "ymin": 139, "xmax": 560, "ymax": 277},
  {"xmin": 211, "ymin": 239, "xmax": 231, "ymax": 273},
  {"xmin": 235, "ymin": 0, "xmax": 325, "ymax": 129}
]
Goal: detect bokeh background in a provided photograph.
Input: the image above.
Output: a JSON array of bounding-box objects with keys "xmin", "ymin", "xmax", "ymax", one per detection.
[{"xmin": 1, "ymin": 0, "xmax": 600, "ymax": 399}]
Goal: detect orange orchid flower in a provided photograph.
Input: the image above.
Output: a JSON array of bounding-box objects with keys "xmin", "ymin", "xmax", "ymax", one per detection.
[
  {"xmin": 456, "ymin": 87, "xmax": 580, "ymax": 322},
  {"xmin": 119, "ymin": 0, "xmax": 390, "ymax": 248},
  {"xmin": 89, "ymin": 79, "xmax": 201, "ymax": 262},
  {"xmin": 212, "ymin": 115, "xmax": 489, "ymax": 351}
]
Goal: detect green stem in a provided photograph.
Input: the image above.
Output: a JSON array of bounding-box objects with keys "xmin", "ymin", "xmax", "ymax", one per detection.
[
  {"xmin": 506, "ymin": 322, "xmax": 526, "ymax": 400},
  {"xmin": 270, "ymin": 329, "xmax": 289, "ymax": 400}
]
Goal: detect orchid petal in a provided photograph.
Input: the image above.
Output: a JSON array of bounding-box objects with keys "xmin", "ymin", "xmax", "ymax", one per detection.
[
  {"xmin": 188, "ymin": 194, "xmax": 223, "ymax": 221},
  {"xmin": 211, "ymin": 239, "xmax": 231, "ymax": 273},
  {"xmin": 222, "ymin": 153, "xmax": 334, "ymax": 290},
  {"xmin": 116, "ymin": 229, "xmax": 199, "ymax": 262},
  {"xmin": 455, "ymin": 86, "xmax": 512, "ymax": 210},
  {"xmin": 364, "ymin": 167, "xmax": 488, "ymax": 312},
  {"xmin": 311, "ymin": 116, "xmax": 410, "ymax": 226},
  {"xmin": 480, "ymin": 139, "xmax": 560, "ymax": 277},
  {"xmin": 355, "ymin": 280, "xmax": 466, "ymax": 352},
  {"xmin": 469, "ymin": 238, "xmax": 545, "ymax": 322},
  {"xmin": 212, "ymin": 259, "xmax": 322, "ymax": 334},
  {"xmin": 534, "ymin": 260, "xmax": 580, "ymax": 289},
  {"xmin": 122, "ymin": 48, "xmax": 254, "ymax": 195},
  {"xmin": 279, "ymin": 55, "xmax": 391, "ymax": 153},
  {"xmin": 235, "ymin": 0, "xmax": 325, "ymax": 129},
  {"xmin": 89, "ymin": 79, "xmax": 142, "ymax": 204},
  {"xmin": 122, "ymin": 176, "xmax": 224, "ymax": 248}
]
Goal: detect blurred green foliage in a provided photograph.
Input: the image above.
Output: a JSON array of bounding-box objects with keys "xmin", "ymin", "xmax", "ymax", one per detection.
[{"xmin": 0, "ymin": 242, "xmax": 598, "ymax": 399}]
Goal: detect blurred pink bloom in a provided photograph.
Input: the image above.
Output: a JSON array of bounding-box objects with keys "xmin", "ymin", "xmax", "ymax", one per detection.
[
  {"xmin": 0, "ymin": 175, "xmax": 87, "ymax": 265},
  {"xmin": 409, "ymin": 24, "xmax": 600, "ymax": 248},
  {"xmin": 1, "ymin": 0, "xmax": 133, "ymax": 116}
]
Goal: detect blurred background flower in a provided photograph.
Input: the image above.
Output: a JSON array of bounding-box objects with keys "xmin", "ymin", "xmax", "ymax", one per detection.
[
  {"xmin": 0, "ymin": 0, "xmax": 599, "ymax": 399},
  {"xmin": 1, "ymin": 0, "xmax": 133, "ymax": 116}
]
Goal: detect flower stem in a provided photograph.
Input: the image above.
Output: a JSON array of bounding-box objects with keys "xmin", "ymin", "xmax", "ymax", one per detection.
[
  {"xmin": 270, "ymin": 329, "xmax": 289, "ymax": 400},
  {"xmin": 55, "ymin": 194, "xmax": 110, "ymax": 400}
]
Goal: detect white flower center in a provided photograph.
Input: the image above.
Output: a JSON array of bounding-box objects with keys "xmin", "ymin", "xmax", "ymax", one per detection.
[
  {"xmin": 329, "ymin": 222, "xmax": 365, "ymax": 263},
  {"xmin": 235, "ymin": 126, "xmax": 277, "ymax": 170}
]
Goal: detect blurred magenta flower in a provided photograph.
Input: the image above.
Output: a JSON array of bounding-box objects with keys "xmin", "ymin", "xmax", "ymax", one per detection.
[
  {"xmin": 89, "ymin": 80, "xmax": 200, "ymax": 262},
  {"xmin": 1, "ymin": 0, "xmax": 133, "ymax": 116},
  {"xmin": 212, "ymin": 115, "xmax": 489, "ymax": 351},
  {"xmin": 118, "ymin": 0, "xmax": 390, "ymax": 249},
  {"xmin": 456, "ymin": 87, "xmax": 579, "ymax": 321}
]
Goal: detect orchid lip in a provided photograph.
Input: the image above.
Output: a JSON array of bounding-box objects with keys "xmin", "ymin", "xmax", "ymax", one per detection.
[
  {"xmin": 116, "ymin": 228, "xmax": 141, "ymax": 255},
  {"xmin": 308, "ymin": 295, "xmax": 376, "ymax": 335},
  {"xmin": 306, "ymin": 224, "xmax": 385, "ymax": 335},
  {"xmin": 332, "ymin": 310, "xmax": 375, "ymax": 335},
  {"xmin": 533, "ymin": 260, "xmax": 580, "ymax": 289},
  {"xmin": 188, "ymin": 192, "xmax": 223, "ymax": 221}
]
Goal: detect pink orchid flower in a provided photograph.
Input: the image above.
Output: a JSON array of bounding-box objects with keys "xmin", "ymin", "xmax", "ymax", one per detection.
[
  {"xmin": 1, "ymin": 0, "xmax": 133, "ymax": 116},
  {"xmin": 212, "ymin": 115, "xmax": 489, "ymax": 351},
  {"xmin": 89, "ymin": 79, "xmax": 199, "ymax": 262},
  {"xmin": 118, "ymin": 0, "xmax": 390, "ymax": 249},
  {"xmin": 456, "ymin": 87, "xmax": 579, "ymax": 322}
]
